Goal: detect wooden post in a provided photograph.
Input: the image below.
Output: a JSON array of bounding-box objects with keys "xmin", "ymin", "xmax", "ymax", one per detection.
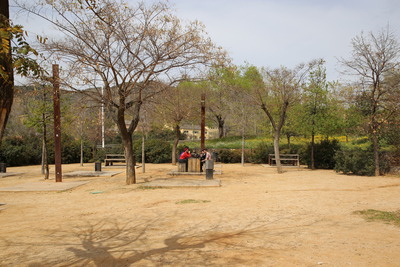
[
  {"xmin": 53, "ymin": 64, "xmax": 62, "ymax": 182},
  {"xmin": 201, "ymin": 94, "xmax": 205, "ymax": 150}
]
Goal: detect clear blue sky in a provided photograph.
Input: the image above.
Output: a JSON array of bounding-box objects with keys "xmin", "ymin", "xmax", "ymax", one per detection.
[{"xmin": 11, "ymin": 0, "xmax": 400, "ymax": 82}]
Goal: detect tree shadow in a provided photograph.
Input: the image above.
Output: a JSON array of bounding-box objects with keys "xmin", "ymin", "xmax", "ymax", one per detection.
[
  {"xmin": 2, "ymin": 215, "xmax": 303, "ymax": 266},
  {"xmin": 62, "ymin": 217, "xmax": 268, "ymax": 266}
]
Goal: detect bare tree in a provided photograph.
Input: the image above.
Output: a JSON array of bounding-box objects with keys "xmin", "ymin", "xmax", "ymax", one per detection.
[
  {"xmin": 206, "ymin": 68, "xmax": 235, "ymax": 138},
  {"xmin": 243, "ymin": 62, "xmax": 315, "ymax": 173},
  {"xmin": 17, "ymin": 0, "xmax": 226, "ymax": 184},
  {"xmin": 152, "ymin": 82, "xmax": 197, "ymax": 165},
  {"xmin": 340, "ymin": 27, "xmax": 400, "ymax": 176}
]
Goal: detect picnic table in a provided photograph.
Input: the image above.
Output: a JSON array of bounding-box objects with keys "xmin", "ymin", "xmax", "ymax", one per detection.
[{"xmin": 104, "ymin": 154, "xmax": 126, "ymax": 166}]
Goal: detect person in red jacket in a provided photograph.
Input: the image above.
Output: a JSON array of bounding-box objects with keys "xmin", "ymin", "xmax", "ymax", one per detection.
[{"xmin": 178, "ymin": 146, "xmax": 191, "ymax": 171}]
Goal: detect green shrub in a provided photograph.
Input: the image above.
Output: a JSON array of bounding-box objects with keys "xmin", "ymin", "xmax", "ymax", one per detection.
[
  {"xmin": 217, "ymin": 149, "xmax": 242, "ymax": 163},
  {"xmin": 147, "ymin": 127, "xmax": 186, "ymax": 140},
  {"xmin": 135, "ymin": 139, "xmax": 171, "ymax": 163},
  {"xmin": 47, "ymin": 134, "xmax": 92, "ymax": 164},
  {"xmin": 0, "ymin": 133, "xmax": 94, "ymax": 167},
  {"xmin": 248, "ymin": 142, "xmax": 274, "ymax": 164},
  {"xmin": 351, "ymin": 137, "xmax": 369, "ymax": 145},
  {"xmin": 303, "ymin": 139, "xmax": 341, "ymax": 169},
  {"xmin": 334, "ymin": 146, "xmax": 390, "ymax": 176},
  {"xmin": 0, "ymin": 135, "xmax": 42, "ymax": 166},
  {"xmin": 280, "ymin": 143, "xmax": 304, "ymax": 154}
]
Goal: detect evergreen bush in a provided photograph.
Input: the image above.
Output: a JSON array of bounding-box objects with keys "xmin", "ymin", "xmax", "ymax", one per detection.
[
  {"xmin": 217, "ymin": 149, "xmax": 242, "ymax": 163},
  {"xmin": 0, "ymin": 135, "xmax": 42, "ymax": 166},
  {"xmin": 334, "ymin": 146, "xmax": 390, "ymax": 176},
  {"xmin": 47, "ymin": 133, "xmax": 93, "ymax": 164},
  {"xmin": 248, "ymin": 142, "xmax": 274, "ymax": 164},
  {"xmin": 303, "ymin": 139, "xmax": 341, "ymax": 169},
  {"xmin": 135, "ymin": 139, "xmax": 171, "ymax": 163}
]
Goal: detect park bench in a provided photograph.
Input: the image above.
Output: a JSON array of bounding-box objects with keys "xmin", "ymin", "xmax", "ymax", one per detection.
[
  {"xmin": 104, "ymin": 154, "xmax": 126, "ymax": 166},
  {"xmin": 268, "ymin": 154, "xmax": 299, "ymax": 166}
]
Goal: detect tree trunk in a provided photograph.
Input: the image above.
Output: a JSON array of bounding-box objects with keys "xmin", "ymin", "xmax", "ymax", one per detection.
[
  {"xmin": 172, "ymin": 124, "xmax": 180, "ymax": 165},
  {"xmin": 372, "ymin": 132, "xmax": 380, "ymax": 176},
  {"xmin": 0, "ymin": 0, "xmax": 14, "ymax": 146},
  {"xmin": 41, "ymin": 119, "xmax": 49, "ymax": 179},
  {"xmin": 117, "ymin": 112, "xmax": 136, "ymax": 184},
  {"xmin": 141, "ymin": 134, "xmax": 145, "ymax": 173},
  {"xmin": 216, "ymin": 115, "xmax": 225, "ymax": 139},
  {"xmin": 286, "ymin": 133, "xmax": 291, "ymax": 149},
  {"xmin": 370, "ymin": 113, "xmax": 380, "ymax": 176},
  {"xmin": 122, "ymin": 132, "xmax": 136, "ymax": 184},
  {"xmin": 80, "ymin": 138, "xmax": 83, "ymax": 166},
  {"xmin": 241, "ymin": 133, "xmax": 245, "ymax": 166},
  {"xmin": 311, "ymin": 131, "xmax": 315, "ymax": 170},
  {"xmin": 273, "ymin": 131, "xmax": 283, "ymax": 173}
]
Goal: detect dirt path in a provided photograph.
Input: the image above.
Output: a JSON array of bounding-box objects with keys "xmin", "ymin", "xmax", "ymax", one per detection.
[{"xmin": 0, "ymin": 163, "xmax": 400, "ymax": 266}]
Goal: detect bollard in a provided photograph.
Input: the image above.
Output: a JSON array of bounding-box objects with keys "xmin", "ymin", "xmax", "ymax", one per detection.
[
  {"xmin": 0, "ymin": 163, "xmax": 6, "ymax": 173},
  {"xmin": 205, "ymin": 159, "xmax": 214, "ymax": 179},
  {"xmin": 95, "ymin": 162, "xmax": 102, "ymax": 172}
]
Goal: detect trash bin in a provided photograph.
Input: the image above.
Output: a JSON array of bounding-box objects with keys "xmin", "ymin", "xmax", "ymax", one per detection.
[
  {"xmin": 205, "ymin": 159, "xmax": 214, "ymax": 180},
  {"xmin": 95, "ymin": 162, "xmax": 102, "ymax": 172},
  {"xmin": 0, "ymin": 163, "xmax": 6, "ymax": 173}
]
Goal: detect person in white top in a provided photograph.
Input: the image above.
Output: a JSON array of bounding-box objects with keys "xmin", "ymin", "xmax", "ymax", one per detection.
[{"xmin": 200, "ymin": 148, "xmax": 212, "ymax": 172}]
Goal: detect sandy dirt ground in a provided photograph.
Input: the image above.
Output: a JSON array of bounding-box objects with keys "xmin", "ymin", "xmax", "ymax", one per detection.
[{"xmin": 0, "ymin": 162, "xmax": 400, "ymax": 267}]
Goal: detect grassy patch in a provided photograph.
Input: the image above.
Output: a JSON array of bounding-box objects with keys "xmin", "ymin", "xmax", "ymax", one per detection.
[
  {"xmin": 136, "ymin": 185, "xmax": 168, "ymax": 190},
  {"xmin": 176, "ymin": 199, "xmax": 211, "ymax": 204},
  {"xmin": 179, "ymin": 135, "xmax": 368, "ymax": 150},
  {"xmin": 354, "ymin": 209, "xmax": 400, "ymax": 226}
]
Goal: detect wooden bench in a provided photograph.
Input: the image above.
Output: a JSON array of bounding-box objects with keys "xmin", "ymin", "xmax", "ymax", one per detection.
[
  {"xmin": 268, "ymin": 154, "xmax": 299, "ymax": 166},
  {"xmin": 104, "ymin": 154, "xmax": 126, "ymax": 166}
]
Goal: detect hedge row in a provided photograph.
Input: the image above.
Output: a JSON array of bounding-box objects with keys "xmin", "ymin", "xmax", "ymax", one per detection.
[{"xmin": 0, "ymin": 135, "xmax": 394, "ymax": 176}]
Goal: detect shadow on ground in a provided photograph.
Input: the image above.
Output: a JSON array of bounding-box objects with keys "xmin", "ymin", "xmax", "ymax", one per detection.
[{"xmin": 3, "ymin": 217, "xmax": 276, "ymax": 266}]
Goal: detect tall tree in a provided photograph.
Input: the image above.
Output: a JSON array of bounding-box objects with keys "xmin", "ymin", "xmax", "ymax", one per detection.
[
  {"xmin": 233, "ymin": 67, "xmax": 256, "ymax": 166},
  {"xmin": 340, "ymin": 27, "xmax": 400, "ymax": 176},
  {"xmin": 300, "ymin": 60, "xmax": 329, "ymax": 169},
  {"xmin": 243, "ymin": 63, "xmax": 315, "ymax": 173},
  {"xmin": 0, "ymin": 0, "xmax": 41, "ymax": 146},
  {"xmin": 153, "ymin": 82, "xmax": 197, "ymax": 165},
  {"xmin": 0, "ymin": 0, "xmax": 13, "ymax": 146},
  {"xmin": 18, "ymin": 0, "xmax": 226, "ymax": 184},
  {"xmin": 24, "ymin": 83, "xmax": 53, "ymax": 178},
  {"xmin": 206, "ymin": 67, "xmax": 236, "ymax": 138}
]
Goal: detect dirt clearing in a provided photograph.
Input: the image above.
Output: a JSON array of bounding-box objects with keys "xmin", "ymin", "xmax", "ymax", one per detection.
[{"xmin": 1, "ymin": 163, "xmax": 399, "ymax": 266}]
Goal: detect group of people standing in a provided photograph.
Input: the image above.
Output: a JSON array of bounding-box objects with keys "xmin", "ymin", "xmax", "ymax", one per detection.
[{"xmin": 178, "ymin": 146, "xmax": 211, "ymax": 172}]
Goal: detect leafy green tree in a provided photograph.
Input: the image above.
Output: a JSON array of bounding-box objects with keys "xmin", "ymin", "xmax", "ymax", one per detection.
[
  {"xmin": 0, "ymin": 0, "xmax": 42, "ymax": 145},
  {"xmin": 206, "ymin": 67, "xmax": 238, "ymax": 138},
  {"xmin": 233, "ymin": 65, "xmax": 263, "ymax": 165},
  {"xmin": 24, "ymin": 83, "xmax": 53, "ymax": 178},
  {"xmin": 299, "ymin": 60, "xmax": 330, "ymax": 169}
]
